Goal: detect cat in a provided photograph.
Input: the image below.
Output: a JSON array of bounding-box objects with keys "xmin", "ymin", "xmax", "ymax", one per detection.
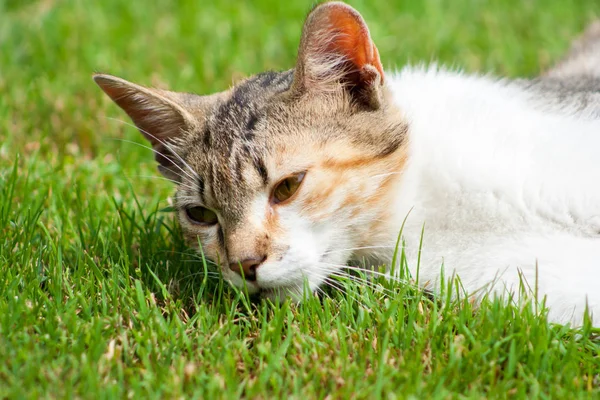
[{"xmin": 93, "ymin": 2, "xmax": 600, "ymax": 326}]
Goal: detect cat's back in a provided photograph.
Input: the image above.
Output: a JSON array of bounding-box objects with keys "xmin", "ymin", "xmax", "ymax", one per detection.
[
  {"xmin": 530, "ymin": 21, "xmax": 600, "ymax": 118},
  {"xmin": 385, "ymin": 63, "xmax": 600, "ymax": 326},
  {"xmin": 388, "ymin": 65, "xmax": 600, "ymax": 240},
  {"xmin": 546, "ymin": 21, "xmax": 600, "ymax": 81}
]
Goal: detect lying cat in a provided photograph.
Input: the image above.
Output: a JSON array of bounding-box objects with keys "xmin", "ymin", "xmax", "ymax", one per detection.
[{"xmin": 94, "ymin": 2, "xmax": 600, "ymax": 326}]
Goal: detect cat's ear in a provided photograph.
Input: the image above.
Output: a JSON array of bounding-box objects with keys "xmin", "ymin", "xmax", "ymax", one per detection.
[
  {"xmin": 291, "ymin": 2, "xmax": 384, "ymax": 108},
  {"xmin": 93, "ymin": 74, "xmax": 196, "ymax": 181}
]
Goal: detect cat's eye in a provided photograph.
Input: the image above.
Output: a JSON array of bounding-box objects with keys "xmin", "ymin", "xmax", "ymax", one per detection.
[
  {"xmin": 271, "ymin": 172, "xmax": 306, "ymax": 204},
  {"xmin": 186, "ymin": 206, "xmax": 218, "ymax": 225}
]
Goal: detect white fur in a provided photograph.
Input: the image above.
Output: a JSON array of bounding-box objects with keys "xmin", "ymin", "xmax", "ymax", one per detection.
[
  {"xmin": 218, "ymin": 65, "xmax": 600, "ymax": 327},
  {"xmin": 363, "ymin": 66, "xmax": 600, "ymax": 326}
]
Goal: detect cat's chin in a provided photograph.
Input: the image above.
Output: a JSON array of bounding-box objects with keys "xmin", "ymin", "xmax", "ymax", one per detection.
[
  {"xmin": 223, "ymin": 270, "xmax": 318, "ymax": 301},
  {"xmin": 259, "ymin": 285, "xmax": 317, "ymax": 303}
]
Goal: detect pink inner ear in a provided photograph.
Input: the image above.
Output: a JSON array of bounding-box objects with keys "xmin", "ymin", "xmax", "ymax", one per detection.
[{"xmin": 321, "ymin": 4, "xmax": 385, "ymax": 83}]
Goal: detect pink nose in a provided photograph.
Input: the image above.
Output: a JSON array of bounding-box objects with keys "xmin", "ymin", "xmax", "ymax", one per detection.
[{"xmin": 229, "ymin": 256, "xmax": 266, "ymax": 281}]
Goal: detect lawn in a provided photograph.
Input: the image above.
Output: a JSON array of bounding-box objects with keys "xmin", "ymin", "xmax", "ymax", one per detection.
[{"xmin": 1, "ymin": 0, "xmax": 599, "ymax": 398}]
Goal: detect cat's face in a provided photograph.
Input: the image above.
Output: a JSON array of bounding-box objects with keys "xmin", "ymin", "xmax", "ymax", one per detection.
[{"xmin": 95, "ymin": 2, "xmax": 408, "ymax": 300}]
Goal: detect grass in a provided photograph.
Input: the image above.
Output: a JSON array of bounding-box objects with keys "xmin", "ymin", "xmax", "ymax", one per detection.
[{"xmin": 1, "ymin": 0, "xmax": 600, "ymax": 398}]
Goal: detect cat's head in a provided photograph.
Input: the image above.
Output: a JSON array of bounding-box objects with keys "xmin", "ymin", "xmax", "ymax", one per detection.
[{"xmin": 94, "ymin": 2, "xmax": 407, "ymax": 300}]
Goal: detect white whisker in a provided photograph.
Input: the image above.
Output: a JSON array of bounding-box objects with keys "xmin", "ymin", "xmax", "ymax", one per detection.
[
  {"xmin": 110, "ymin": 136, "xmax": 197, "ymax": 184},
  {"xmin": 307, "ymin": 270, "xmax": 369, "ymax": 306},
  {"xmin": 317, "ymin": 262, "xmax": 410, "ymax": 285},
  {"xmin": 315, "ymin": 264, "xmax": 398, "ymax": 296},
  {"xmin": 323, "ymin": 245, "xmax": 397, "ymax": 255},
  {"xmin": 178, "ymin": 270, "xmax": 220, "ymax": 281},
  {"xmin": 106, "ymin": 117, "xmax": 200, "ymax": 182},
  {"xmin": 369, "ymin": 171, "xmax": 403, "ymax": 179},
  {"xmin": 127, "ymin": 174, "xmax": 196, "ymax": 192},
  {"xmin": 321, "ymin": 276, "xmax": 366, "ymax": 305},
  {"xmin": 326, "ymin": 270, "xmax": 396, "ymax": 295}
]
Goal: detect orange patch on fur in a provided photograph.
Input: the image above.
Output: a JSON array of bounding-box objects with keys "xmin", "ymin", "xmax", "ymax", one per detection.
[
  {"xmin": 339, "ymin": 191, "xmax": 361, "ymax": 210},
  {"xmin": 302, "ymin": 179, "xmax": 338, "ymax": 210},
  {"xmin": 321, "ymin": 155, "xmax": 377, "ymax": 171},
  {"xmin": 321, "ymin": 142, "xmax": 407, "ymax": 172}
]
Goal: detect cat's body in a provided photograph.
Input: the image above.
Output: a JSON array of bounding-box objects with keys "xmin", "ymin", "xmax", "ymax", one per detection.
[
  {"xmin": 94, "ymin": 2, "xmax": 600, "ymax": 326},
  {"xmin": 372, "ymin": 67, "xmax": 600, "ymax": 325}
]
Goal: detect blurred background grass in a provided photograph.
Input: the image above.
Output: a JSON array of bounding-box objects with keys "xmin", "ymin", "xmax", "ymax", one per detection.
[
  {"xmin": 0, "ymin": 1, "xmax": 599, "ymax": 397},
  {"xmin": 1, "ymin": 0, "xmax": 599, "ymax": 162}
]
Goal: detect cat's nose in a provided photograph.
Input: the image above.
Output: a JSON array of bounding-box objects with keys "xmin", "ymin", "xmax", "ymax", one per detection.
[{"xmin": 229, "ymin": 256, "xmax": 266, "ymax": 281}]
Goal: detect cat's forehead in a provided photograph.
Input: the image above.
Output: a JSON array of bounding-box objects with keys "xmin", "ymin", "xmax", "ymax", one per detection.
[
  {"xmin": 179, "ymin": 70, "xmax": 297, "ymax": 219},
  {"xmin": 177, "ymin": 67, "xmax": 402, "ymax": 220},
  {"xmin": 200, "ymin": 70, "xmax": 295, "ymax": 152}
]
